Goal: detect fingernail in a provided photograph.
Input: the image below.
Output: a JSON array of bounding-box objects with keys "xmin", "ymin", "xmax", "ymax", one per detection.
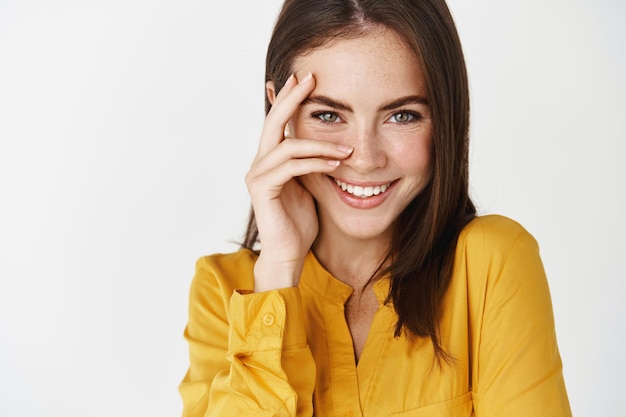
[
  {"xmin": 299, "ymin": 72, "xmax": 312, "ymax": 84},
  {"xmin": 327, "ymin": 160, "xmax": 340, "ymax": 166},
  {"xmin": 284, "ymin": 73, "xmax": 295, "ymax": 86},
  {"xmin": 336, "ymin": 144, "xmax": 353, "ymax": 153}
]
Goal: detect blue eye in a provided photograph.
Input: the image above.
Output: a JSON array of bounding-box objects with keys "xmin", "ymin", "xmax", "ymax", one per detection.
[{"xmin": 390, "ymin": 112, "xmax": 418, "ymax": 123}]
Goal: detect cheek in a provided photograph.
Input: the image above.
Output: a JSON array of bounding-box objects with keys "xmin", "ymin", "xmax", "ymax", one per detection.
[
  {"xmin": 388, "ymin": 132, "xmax": 433, "ymax": 173},
  {"xmin": 291, "ymin": 113, "xmax": 345, "ymax": 142},
  {"xmin": 292, "ymin": 125, "xmax": 344, "ymax": 143}
]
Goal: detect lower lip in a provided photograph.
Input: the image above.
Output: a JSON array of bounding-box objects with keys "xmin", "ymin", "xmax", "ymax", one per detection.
[{"xmin": 328, "ymin": 176, "xmax": 396, "ymax": 209}]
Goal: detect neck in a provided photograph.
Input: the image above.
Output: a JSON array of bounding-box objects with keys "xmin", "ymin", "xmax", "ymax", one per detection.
[{"xmin": 312, "ymin": 226, "xmax": 391, "ymax": 289}]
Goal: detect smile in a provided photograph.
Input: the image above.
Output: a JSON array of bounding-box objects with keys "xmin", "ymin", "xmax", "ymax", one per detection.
[{"xmin": 333, "ymin": 178, "xmax": 392, "ymax": 198}]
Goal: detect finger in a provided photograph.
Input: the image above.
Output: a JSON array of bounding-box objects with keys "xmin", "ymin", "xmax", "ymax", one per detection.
[
  {"xmin": 246, "ymin": 157, "xmax": 342, "ymax": 199},
  {"xmin": 257, "ymin": 73, "xmax": 315, "ymax": 157},
  {"xmin": 252, "ymin": 138, "xmax": 353, "ymax": 175},
  {"xmin": 252, "ymin": 138, "xmax": 354, "ymax": 166},
  {"xmin": 270, "ymin": 73, "xmax": 296, "ymax": 105}
]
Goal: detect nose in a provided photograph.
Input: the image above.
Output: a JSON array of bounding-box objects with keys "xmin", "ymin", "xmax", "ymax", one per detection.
[{"xmin": 344, "ymin": 124, "xmax": 386, "ymax": 174}]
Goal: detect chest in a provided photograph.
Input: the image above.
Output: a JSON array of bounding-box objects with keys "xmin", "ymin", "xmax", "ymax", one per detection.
[
  {"xmin": 299, "ymin": 287, "xmax": 472, "ymax": 417},
  {"xmin": 344, "ymin": 289, "xmax": 379, "ymax": 362}
]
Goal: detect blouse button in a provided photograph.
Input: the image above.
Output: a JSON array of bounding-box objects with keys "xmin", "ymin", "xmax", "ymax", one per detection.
[
  {"xmin": 262, "ymin": 314, "xmax": 275, "ymax": 326},
  {"xmin": 343, "ymin": 410, "xmax": 354, "ymax": 417}
]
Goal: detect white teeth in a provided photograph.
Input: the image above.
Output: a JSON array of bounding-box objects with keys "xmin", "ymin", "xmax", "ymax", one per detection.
[{"xmin": 334, "ymin": 178, "xmax": 391, "ymax": 198}]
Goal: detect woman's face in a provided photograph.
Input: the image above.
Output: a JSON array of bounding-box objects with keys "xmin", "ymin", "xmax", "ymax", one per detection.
[{"xmin": 287, "ymin": 29, "xmax": 433, "ymax": 245}]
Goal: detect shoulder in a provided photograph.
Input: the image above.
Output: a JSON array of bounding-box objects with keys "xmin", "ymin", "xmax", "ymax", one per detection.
[
  {"xmin": 455, "ymin": 215, "xmax": 543, "ymax": 283},
  {"xmin": 190, "ymin": 249, "xmax": 258, "ymax": 303},
  {"xmin": 458, "ymin": 214, "xmax": 538, "ymax": 256}
]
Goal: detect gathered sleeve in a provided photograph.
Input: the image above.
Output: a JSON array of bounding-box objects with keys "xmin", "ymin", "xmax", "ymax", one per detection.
[
  {"xmin": 179, "ymin": 253, "xmax": 316, "ymax": 417},
  {"xmin": 467, "ymin": 219, "xmax": 572, "ymax": 416}
]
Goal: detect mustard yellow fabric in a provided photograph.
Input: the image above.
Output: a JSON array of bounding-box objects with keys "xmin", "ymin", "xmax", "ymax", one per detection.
[{"xmin": 179, "ymin": 215, "xmax": 571, "ymax": 416}]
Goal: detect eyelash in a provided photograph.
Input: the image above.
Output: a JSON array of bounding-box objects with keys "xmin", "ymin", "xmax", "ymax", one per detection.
[
  {"xmin": 310, "ymin": 110, "xmax": 423, "ymax": 125},
  {"xmin": 389, "ymin": 111, "xmax": 422, "ymax": 123},
  {"xmin": 311, "ymin": 111, "xmax": 342, "ymax": 124}
]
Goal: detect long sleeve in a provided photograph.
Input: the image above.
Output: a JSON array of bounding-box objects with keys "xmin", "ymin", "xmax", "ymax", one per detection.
[
  {"xmin": 467, "ymin": 218, "xmax": 571, "ymax": 416},
  {"xmin": 179, "ymin": 217, "xmax": 572, "ymax": 416},
  {"xmin": 179, "ymin": 252, "xmax": 316, "ymax": 417}
]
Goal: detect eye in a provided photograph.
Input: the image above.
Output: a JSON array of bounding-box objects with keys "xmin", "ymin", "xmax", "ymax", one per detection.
[
  {"xmin": 389, "ymin": 111, "xmax": 420, "ymax": 123},
  {"xmin": 313, "ymin": 112, "xmax": 341, "ymax": 123}
]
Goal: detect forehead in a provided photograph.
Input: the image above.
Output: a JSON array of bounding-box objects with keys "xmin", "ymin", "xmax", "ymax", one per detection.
[{"xmin": 291, "ymin": 29, "xmax": 426, "ymax": 102}]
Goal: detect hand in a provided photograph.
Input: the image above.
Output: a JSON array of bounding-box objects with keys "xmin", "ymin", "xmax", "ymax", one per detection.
[{"xmin": 245, "ymin": 73, "xmax": 353, "ymax": 292}]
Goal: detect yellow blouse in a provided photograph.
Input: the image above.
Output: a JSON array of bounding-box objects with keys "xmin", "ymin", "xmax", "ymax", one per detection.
[{"xmin": 179, "ymin": 215, "xmax": 571, "ymax": 416}]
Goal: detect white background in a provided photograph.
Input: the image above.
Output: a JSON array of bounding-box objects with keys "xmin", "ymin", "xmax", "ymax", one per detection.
[{"xmin": 0, "ymin": 0, "xmax": 624, "ymax": 415}]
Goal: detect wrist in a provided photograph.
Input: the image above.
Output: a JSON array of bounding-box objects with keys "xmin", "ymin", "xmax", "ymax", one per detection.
[{"xmin": 253, "ymin": 255, "xmax": 303, "ymax": 292}]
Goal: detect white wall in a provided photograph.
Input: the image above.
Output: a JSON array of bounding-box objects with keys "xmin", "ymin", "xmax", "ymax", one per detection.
[{"xmin": 0, "ymin": 1, "xmax": 623, "ymax": 415}]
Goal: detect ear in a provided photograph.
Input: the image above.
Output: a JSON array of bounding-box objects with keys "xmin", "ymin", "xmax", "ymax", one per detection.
[{"xmin": 266, "ymin": 81, "xmax": 277, "ymax": 105}]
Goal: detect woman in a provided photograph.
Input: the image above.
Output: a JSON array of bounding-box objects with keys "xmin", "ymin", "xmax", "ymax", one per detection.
[{"xmin": 179, "ymin": 0, "xmax": 571, "ymax": 415}]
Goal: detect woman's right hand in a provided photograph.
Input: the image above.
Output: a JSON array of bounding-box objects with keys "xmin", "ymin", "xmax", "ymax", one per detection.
[{"xmin": 245, "ymin": 73, "xmax": 353, "ymax": 292}]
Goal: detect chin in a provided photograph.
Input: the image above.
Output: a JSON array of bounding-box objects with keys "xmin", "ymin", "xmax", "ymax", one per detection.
[{"xmin": 324, "ymin": 211, "xmax": 397, "ymax": 243}]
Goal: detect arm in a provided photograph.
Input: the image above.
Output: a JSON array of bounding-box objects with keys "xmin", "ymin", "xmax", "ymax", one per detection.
[
  {"xmin": 471, "ymin": 225, "xmax": 571, "ymax": 416},
  {"xmin": 180, "ymin": 72, "xmax": 350, "ymax": 416},
  {"xmin": 179, "ymin": 255, "xmax": 315, "ymax": 417}
]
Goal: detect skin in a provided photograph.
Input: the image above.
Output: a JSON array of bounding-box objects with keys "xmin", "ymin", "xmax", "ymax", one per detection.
[{"xmin": 245, "ymin": 27, "xmax": 433, "ymax": 360}]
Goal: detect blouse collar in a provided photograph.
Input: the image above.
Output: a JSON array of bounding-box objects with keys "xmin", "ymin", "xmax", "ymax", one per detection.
[{"xmin": 299, "ymin": 251, "xmax": 391, "ymax": 307}]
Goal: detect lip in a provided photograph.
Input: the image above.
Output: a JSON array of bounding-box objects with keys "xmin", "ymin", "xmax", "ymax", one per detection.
[{"xmin": 327, "ymin": 176, "xmax": 397, "ymax": 209}]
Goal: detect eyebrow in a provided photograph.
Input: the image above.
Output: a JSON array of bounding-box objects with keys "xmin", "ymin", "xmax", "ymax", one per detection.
[
  {"xmin": 301, "ymin": 95, "xmax": 352, "ymax": 111},
  {"xmin": 301, "ymin": 95, "xmax": 429, "ymax": 112},
  {"xmin": 380, "ymin": 95, "xmax": 429, "ymax": 110}
]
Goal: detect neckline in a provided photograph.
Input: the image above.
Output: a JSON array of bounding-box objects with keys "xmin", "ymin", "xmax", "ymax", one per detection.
[{"xmin": 300, "ymin": 251, "xmax": 390, "ymax": 306}]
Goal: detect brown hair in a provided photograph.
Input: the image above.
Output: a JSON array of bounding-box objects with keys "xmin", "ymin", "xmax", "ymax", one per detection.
[{"xmin": 243, "ymin": 0, "xmax": 476, "ymax": 359}]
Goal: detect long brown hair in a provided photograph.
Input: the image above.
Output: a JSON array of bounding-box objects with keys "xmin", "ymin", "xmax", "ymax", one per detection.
[{"xmin": 243, "ymin": 0, "xmax": 476, "ymax": 358}]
